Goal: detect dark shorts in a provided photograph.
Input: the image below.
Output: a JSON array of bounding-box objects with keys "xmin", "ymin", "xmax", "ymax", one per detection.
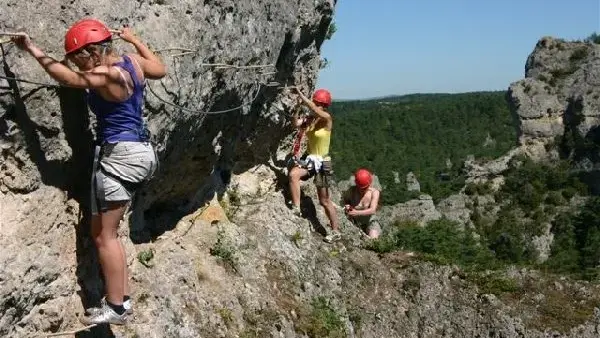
[{"xmin": 312, "ymin": 171, "xmax": 331, "ymax": 189}]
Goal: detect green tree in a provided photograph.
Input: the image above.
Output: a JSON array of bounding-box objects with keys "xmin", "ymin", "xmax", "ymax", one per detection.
[
  {"xmin": 325, "ymin": 21, "xmax": 337, "ymax": 40},
  {"xmin": 330, "ymin": 91, "xmax": 517, "ymax": 204},
  {"xmin": 585, "ymin": 32, "xmax": 600, "ymax": 44}
]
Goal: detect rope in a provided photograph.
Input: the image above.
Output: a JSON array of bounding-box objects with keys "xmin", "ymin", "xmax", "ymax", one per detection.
[
  {"xmin": 0, "ymin": 73, "xmax": 280, "ymax": 115},
  {"xmin": 43, "ymin": 324, "xmax": 97, "ymax": 337},
  {"xmin": 145, "ymin": 80, "xmax": 266, "ymax": 115},
  {"xmin": 0, "ymin": 32, "xmax": 25, "ymax": 37},
  {"xmin": 0, "ymin": 32, "xmax": 275, "ymax": 69},
  {"xmin": 0, "ymin": 31, "xmax": 287, "ymax": 115},
  {"xmin": 292, "ymin": 124, "xmax": 305, "ymax": 157},
  {"xmin": 0, "ymin": 74, "xmax": 59, "ymax": 87},
  {"xmin": 0, "ymin": 32, "xmax": 23, "ymax": 45},
  {"xmin": 154, "ymin": 47, "xmax": 276, "ymax": 70},
  {"xmin": 153, "ymin": 47, "xmax": 196, "ymax": 53}
]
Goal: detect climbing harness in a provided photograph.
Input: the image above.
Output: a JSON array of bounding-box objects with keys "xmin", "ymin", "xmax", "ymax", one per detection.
[
  {"xmin": 90, "ymin": 145, "xmax": 103, "ymax": 215},
  {"xmin": 90, "ymin": 140, "xmax": 156, "ymax": 215}
]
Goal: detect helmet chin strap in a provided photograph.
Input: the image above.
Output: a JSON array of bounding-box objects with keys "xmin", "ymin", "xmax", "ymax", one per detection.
[
  {"xmin": 101, "ymin": 43, "xmax": 109, "ymax": 57},
  {"xmin": 92, "ymin": 43, "xmax": 109, "ymax": 66}
]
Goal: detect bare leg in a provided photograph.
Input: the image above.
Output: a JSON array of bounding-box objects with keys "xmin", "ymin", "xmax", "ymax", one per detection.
[
  {"xmin": 368, "ymin": 228, "xmax": 380, "ymax": 239},
  {"xmin": 367, "ymin": 220, "xmax": 381, "ymax": 239},
  {"xmin": 91, "ymin": 202, "xmax": 128, "ymax": 306},
  {"xmin": 289, "ymin": 166, "xmax": 309, "ymax": 208},
  {"xmin": 318, "ymin": 187, "xmax": 339, "ymax": 231}
]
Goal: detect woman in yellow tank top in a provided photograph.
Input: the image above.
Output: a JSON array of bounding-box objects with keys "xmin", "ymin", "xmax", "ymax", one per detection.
[
  {"xmin": 305, "ymin": 122, "xmax": 331, "ymax": 157},
  {"xmin": 288, "ymin": 87, "xmax": 340, "ymax": 243}
]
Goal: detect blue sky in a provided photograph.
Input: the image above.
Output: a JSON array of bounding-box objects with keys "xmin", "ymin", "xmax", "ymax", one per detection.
[{"xmin": 316, "ymin": 0, "xmax": 600, "ymax": 100}]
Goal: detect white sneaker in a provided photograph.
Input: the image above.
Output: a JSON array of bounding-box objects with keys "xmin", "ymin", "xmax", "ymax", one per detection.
[
  {"xmin": 86, "ymin": 297, "xmax": 133, "ymax": 316},
  {"xmin": 292, "ymin": 205, "xmax": 302, "ymax": 217},
  {"xmin": 324, "ymin": 231, "xmax": 342, "ymax": 243},
  {"xmin": 80, "ymin": 302, "xmax": 127, "ymax": 325}
]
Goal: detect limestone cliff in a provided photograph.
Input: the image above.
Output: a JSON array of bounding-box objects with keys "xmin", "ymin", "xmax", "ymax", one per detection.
[
  {"xmin": 0, "ymin": 0, "xmax": 335, "ymax": 336},
  {"xmin": 508, "ymin": 37, "xmax": 600, "ymax": 163},
  {"xmin": 2, "ymin": 2, "xmax": 600, "ymax": 337}
]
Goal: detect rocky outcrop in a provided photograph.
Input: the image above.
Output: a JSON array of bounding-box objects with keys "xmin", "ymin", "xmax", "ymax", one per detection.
[
  {"xmin": 6, "ymin": 184, "xmax": 598, "ymax": 338},
  {"xmin": 3, "ymin": 3, "xmax": 600, "ymax": 337},
  {"xmin": 379, "ymin": 194, "xmax": 442, "ymax": 226},
  {"xmin": 0, "ymin": 0, "xmax": 335, "ymax": 336},
  {"xmin": 436, "ymin": 194, "xmax": 472, "ymax": 227},
  {"xmin": 405, "ymin": 171, "xmax": 420, "ymax": 192},
  {"xmin": 0, "ymin": 0, "xmax": 336, "ymax": 214},
  {"xmin": 509, "ymin": 37, "xmax": 600, "ymax": 150},
  {"xmin": 508, "ymin": 37, "xmax": 600, "ymax": 189}
]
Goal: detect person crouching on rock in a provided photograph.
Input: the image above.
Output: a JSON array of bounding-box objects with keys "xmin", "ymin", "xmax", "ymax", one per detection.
[
  {"xmin": 12, "ymin": 19, "xmax": 166, "ymax": 325},
  {"xmin": 343, "ymin": 168, "xmax": 382, "ymax": 239},
  {"xmin": 288, "ymin": 87, "xmax": 341, "ymax": 243}
]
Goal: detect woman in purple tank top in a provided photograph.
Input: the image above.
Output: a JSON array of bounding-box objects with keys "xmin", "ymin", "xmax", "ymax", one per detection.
[{"xmin": 12, "ymin": 18, "xmax": 166, "ymax": 325}]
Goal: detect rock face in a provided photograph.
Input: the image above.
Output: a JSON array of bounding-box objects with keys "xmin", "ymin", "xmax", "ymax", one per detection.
[
  {"xmin": 0, "ymin": 0, "xmax": 336, "ymax": 214},
  {"xmin": 0, "ymin": 0, "xmax": 335, "ymax": 336},
  {"xmin": 2, "ymin": 4, "xmax": 600, "ymax": 338},
  {"xmin": 405, "ymin": 171, "xmax": 420, "ymax": 192},
  {"xmin": 509, "ymin": 37, "xmax": 600, "ymax": 150},
  {"xmin": 509, "ymin": 37, "xmax": 600, "ymax": 190},
  {"xmin": 379, "ymin": 194, "xmax": 442, "ymax": 227}
]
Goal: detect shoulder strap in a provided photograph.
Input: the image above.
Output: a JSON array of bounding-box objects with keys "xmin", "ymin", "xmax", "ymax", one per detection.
[
  {"xmin": 127, "ymin": 55, "xmax": 145, "ymax": 87},
  {"xmin": 114, "ymin": 55, "xmax": 143, "ymax": 88},
  {"xmin": 112, "ymin": 66, "xmax": 133, "ymax": 96}
]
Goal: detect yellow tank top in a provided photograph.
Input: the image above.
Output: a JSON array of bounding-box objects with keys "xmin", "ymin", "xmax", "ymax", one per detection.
[{"xmin": 306, "ymin": 125, "xmax": 331, "ymax": 156}]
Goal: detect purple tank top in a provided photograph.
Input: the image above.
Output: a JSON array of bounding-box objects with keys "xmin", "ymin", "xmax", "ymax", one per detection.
[{"xmin": 87, "ymin": 55, "xmax": 147, "ymax": 144}]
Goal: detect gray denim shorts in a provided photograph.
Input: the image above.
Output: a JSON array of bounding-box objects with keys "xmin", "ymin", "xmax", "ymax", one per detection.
[
  {"xmin": 362, "ymin": 219, "xmax": 382, "ymax": 234},
  {"xmin": 93, "ymin": 141, "xmax": 157, "ymax": 209},
  {"xmin": 352, "ymin": 215, "xmax": 382, "ymax": 234}
]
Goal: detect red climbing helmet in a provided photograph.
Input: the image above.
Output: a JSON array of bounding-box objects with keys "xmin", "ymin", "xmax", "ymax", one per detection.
[
  {"xmin": 354, "ymin": 168, "xmax": 372, "ymax": 189},
  {"xmin": 64, "ymin": 18, "xmax": 112, "ymax": 54},
  {"xmin": 312, "ymin": 89, "xmax": 332, "ymax": 107}
]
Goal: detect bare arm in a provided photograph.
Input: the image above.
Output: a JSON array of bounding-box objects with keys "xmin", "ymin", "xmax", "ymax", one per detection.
[
  {"xmin": 353, "ymin": 190, "xmax": 380, "ymax": 216},
  {"xmin": 291, "ymin": 108, "xmax": 307, "ymax": 128},
  {"xmin": 118, "ymin": 27, "xmax": 166, "ymax": 79},
  {"xmin": 295, "ymin": 88, "xmax": 332, "ymax": 130},
  {"xmin": 16, "ymin": 36, "xmax": 118, "ymax": 88}
]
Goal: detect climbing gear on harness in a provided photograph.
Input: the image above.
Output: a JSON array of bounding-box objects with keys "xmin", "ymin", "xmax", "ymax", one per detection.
[
  {"xmin": 292, "ymin": 126, "xmax": 305, "ymax": 158},
  {"xmin": 312, "ymin": 88, "xmax": 332, "ymax": 107},
  {"xmin": 90, "ymin": 143, "xmax": 155, "ymax": 215},
  {"xmin": 64, "ymin": 18, "xmax": 112, "ymax": 54},
  {"xmin": 287, "ymin": 125, "xmax": 306, "ymax": 170},
  {"xmin": 321, "ymin": 156, "xmax": 333, "ymax": 175},
  {"xmin": 90, "ymin": 145, "xmax": 103, "ymax": 215},
  {"xmin": 355, "ymin": 168, "xmax": 372, "ymax": 189}
]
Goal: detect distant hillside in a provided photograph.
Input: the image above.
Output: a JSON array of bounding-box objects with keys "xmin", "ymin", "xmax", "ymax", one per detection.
[{"xmin": 330, "ymin": 91, "xmax": 517, "ymax": 204}]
